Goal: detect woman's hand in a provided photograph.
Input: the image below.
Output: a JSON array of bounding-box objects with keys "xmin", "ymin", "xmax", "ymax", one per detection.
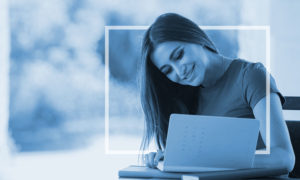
[{"xmin": 145, "ymin": 150, "xmax": 164, "ymax": 168}]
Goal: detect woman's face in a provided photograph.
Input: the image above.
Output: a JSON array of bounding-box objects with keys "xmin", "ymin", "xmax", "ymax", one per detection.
[{"xmin": 151, "ymin": 41, "xmax": 209, "ymax": 86}]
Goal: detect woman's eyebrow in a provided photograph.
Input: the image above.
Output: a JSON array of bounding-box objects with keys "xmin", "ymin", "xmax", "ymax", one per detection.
[{"xmin": 169, "ymin": 46, "xmax": 180, "ymax": 60}]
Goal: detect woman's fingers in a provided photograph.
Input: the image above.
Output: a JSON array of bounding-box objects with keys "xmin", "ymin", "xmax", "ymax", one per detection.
[
  {"xmin": 154, "ymin": 150, "xmax": 164, "ymax": 166},
  {"xmin": 145, "ymin": 150, "xmax": 165, "ymax": 168},
  {"xmin": 146, "ymin": 152, "xmax": 156, "ymax": 168}
]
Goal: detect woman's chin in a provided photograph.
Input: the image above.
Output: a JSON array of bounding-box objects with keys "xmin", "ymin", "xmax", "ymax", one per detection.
[
  {"xmin": 188, "ymin": 77, "xmax": 202, "ymax": 87},
  {"xmin": 186, "ymin": 81, "xmax": 201, "ymax": 87},
  {"xmin": 178, "ymin": 76, "xmax": 202, "ymax": 86}
]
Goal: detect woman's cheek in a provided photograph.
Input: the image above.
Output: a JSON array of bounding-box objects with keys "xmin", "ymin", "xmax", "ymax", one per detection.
[
  {"xmin": 168, "ymin": 73, "xmax": 179, "ymax": 83},
  {"xmin": 195, "ymin": 65, "xmax": 205, "ymax": 84}
]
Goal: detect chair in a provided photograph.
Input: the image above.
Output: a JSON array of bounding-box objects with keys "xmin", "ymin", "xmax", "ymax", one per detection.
[{"xmin": 283, "ymin": 96, "xmax": 300, "ymax": 178}]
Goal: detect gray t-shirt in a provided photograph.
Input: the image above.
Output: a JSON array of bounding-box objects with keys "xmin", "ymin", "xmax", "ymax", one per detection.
[{"xmin": 196, "ymin": 59, "xmax": 285, "ymax": 149}]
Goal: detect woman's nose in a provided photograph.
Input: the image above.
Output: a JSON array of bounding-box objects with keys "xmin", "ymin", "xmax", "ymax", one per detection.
[{"xmin": 172, "ymin": 64, "xmax": 187, "ymax": 79}]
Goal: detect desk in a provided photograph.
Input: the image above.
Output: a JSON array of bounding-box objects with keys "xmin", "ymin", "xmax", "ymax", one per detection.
[
  {"xmin": 118, "ymin": 166, "xmax": 299, "ymax": 180},
  {"xmin": 119, "ymin": 177, "xmax": 299, "ymax": 180}
]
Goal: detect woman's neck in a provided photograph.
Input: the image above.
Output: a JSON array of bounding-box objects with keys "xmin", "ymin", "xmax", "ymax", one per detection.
[{"xmin": 201, "ymin": 54, "xmax": 233, "ymax": 88}]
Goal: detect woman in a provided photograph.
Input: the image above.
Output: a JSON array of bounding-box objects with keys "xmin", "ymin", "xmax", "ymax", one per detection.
[{"xmin": 139, "ymin": 13, "xmax": 295, "ymax": 172}]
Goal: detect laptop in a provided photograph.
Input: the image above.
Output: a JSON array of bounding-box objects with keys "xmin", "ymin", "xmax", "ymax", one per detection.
[{"xmin": 157, "ymin": 114, "xmax": 260, "ymax": 172}]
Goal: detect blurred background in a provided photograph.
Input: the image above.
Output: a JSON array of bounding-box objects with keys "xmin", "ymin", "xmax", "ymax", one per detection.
[{"xmin": 0, "ymin": 0, "xmax": 300, "ymax": 179}]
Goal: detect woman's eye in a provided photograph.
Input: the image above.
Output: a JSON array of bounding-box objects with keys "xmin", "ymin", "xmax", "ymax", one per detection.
[
  {"xmin": 176, "ymin": 49, "xmax": 184, "ymax": 60},
  {"xmin": 163, "ymin": 67, "xmax": 172, "ymax": 75}
]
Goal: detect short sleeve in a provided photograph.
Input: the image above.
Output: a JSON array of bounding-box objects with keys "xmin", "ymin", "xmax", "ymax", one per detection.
[{"xmin": 242, "ymin": 62, "xmax": 285, "ymax": 109}]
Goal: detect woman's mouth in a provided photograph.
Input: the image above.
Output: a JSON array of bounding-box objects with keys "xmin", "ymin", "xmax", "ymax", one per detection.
[{"xmin": 183, "ymin": 64, "xmax": 195, "ymax": 81}]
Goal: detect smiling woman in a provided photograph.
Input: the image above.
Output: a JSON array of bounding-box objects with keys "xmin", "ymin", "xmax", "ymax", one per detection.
[
  {"xmin": 139, "ymin": 13, "xmax": 295, "ymax": 172},
  {"xmin": 151, "ymin": 41, "xmax": 231, "ymax": 87}
]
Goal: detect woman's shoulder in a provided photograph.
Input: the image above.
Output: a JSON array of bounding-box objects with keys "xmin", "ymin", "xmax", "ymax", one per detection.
[
  {"xmin": 228, "ymin": 58, "xmax": 267, "ymax": 78},
  {"xmin": 233, "ymin": 58, "xmax": 266, "ymax": 71},
  {"xmin": 223, "ymin": 58, "xmax": 268, "ymax": 85}
]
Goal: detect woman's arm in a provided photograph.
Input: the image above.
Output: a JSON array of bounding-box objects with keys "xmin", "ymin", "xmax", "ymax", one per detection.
[{"xmin": 252, "ymin": 93, "xmax": 295, "ymax": 172}]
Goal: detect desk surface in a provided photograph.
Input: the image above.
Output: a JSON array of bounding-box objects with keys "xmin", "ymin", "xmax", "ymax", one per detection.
[
  {"xmin": 119, "ymin": 178, "xmax": 299, "ymax": 180},
  {"xmin": 118, "ymin": 165, "xmax": 299, "ymax": 180}
]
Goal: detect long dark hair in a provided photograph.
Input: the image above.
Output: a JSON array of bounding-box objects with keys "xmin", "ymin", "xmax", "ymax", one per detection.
[{"xmin": 139, "ymin": 13, "xmax": 218, "ymax": 152}]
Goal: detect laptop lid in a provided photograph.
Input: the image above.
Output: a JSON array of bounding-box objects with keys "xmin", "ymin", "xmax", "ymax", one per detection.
[{"xmin": 161, "ymin": 114, "xmax": 260, "ymax": 172}]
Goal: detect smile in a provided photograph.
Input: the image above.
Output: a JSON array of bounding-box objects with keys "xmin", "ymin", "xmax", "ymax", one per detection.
[{"xmin": 183, "ymin": 64, "xmax": 195, "ymax": 81}]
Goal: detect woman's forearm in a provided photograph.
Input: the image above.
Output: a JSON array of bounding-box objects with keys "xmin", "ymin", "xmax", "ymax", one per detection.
[{"xmin": 253, "ymin": 147, "xmax": 295, "ymax": 172}]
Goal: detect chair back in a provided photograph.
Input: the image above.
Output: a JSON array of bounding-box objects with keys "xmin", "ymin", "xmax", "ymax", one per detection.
[{"xmin": 283, "ymin": 96, "xmax": 300, "ymax": 178}]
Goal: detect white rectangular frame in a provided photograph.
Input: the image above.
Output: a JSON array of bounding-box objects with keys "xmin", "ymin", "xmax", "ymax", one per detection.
[{"xmin": 105, "ymin": 25, "xmax": 270, "ymax": 155}]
